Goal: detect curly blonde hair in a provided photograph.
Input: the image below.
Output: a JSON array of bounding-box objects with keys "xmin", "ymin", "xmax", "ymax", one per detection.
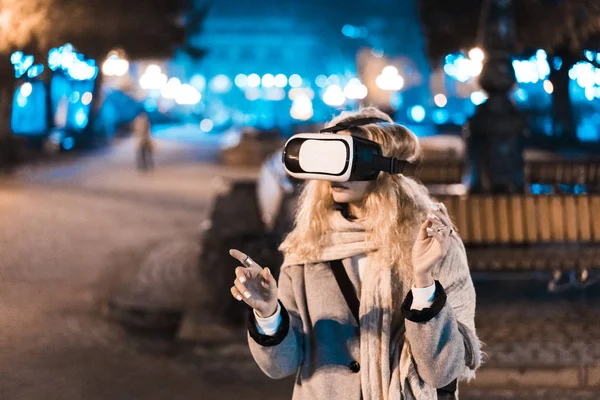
[{"xmin": 279, "ymin": 107, "xmax": 433, "ymax": 268}]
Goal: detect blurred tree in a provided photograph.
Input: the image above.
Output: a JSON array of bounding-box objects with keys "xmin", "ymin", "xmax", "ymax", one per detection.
[
  {"xmin": 0, "ymin": 1, "xmax": 55, "ymax": 168},
  {"xmin": 0, "ymin": 0, "xmax": 207, "ymax": 163},
  {"xmin": 419, "ymin": 0, "xmax": 600, "ymax": 142}
]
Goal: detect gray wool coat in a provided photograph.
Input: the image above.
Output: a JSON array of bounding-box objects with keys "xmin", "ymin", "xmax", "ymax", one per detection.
[{"xmin": 246, "ymin": 242, "xmax": 480, "ymax": 400}]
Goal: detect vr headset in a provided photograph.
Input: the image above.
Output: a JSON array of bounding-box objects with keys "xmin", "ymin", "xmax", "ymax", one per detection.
[{"xmin": 282, "ymin": 117, "xmax": 412, "ymax": 182}]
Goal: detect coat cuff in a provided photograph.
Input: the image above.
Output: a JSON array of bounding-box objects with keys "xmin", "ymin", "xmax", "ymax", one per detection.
[
  {"xmin": 401, "ymin": 280, "xmax": 447, "ymax": 323},
  {"xmin": 247, "ymin": 300, "xmax": 290, "ymax": 346}
]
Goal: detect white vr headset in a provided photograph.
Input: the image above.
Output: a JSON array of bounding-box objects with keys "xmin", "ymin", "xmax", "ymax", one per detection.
[{"xmin": 282, "ymin": 117, "xmax": 411, "ymax": 182}]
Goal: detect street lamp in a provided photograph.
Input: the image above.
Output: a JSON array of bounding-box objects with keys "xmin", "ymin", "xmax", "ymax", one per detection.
[
  {"xmin": 102, "ymin": 50, "xmax": 129, "ymax": 77},
  {"xmin": 468, "ymin": 47, "xmax": 485, "ymax": 63},
  {"xmin": 343, "ymin": 78, "xmax": 368, "ymax": 100},
  {"xmin": 290, "ymin": 93, "xmax": 313, "ymax": 120},
  {"xmin": 139, "ymin": 65, "xmax": 167, "ymax": 90},
  {"xmin": 375, "ymin": 66, "xmax": 404, "ymax": 91},
  {"xmin": 467, "ymin": 0, "xmax": 527, "ymax": 193},
  {"xmin": 322, "ymin": 84, "xmax": 346, "ymax": 106}
]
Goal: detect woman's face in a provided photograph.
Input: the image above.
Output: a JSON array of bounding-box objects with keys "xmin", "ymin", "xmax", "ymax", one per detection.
[{"xmin": 329, "ymin": 129, "xmax": 373, "ymax": 204}]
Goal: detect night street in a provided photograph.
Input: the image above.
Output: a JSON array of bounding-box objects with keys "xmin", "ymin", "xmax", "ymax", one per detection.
[
  {"xmin": 0, "ymin": 129, "xmax": 279, "ymax": 399},
  {"xmin": 0, "ymin": 128, "xmax": 597, "ymax": 399},
  {"xmin": 1, "ymin": 0, "xmax": 600, "ymax": 398}
]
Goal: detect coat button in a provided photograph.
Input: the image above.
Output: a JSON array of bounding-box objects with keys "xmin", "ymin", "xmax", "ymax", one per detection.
[{"xmin": 349, "ymin": 361, "xmax": 360, "ymax": 373}]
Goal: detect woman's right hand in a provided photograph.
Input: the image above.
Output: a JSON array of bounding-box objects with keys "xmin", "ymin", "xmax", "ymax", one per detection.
[{"xmin": 229, "ymin": 249, "xmax": 279, "ymax": 318}]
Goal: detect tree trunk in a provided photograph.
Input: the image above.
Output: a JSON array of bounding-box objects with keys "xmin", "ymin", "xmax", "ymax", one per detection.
[
  {"xmin": 44, "ymin": 71, "xmax": 54, "ymax": 138},
  {"xmin": 549, "ymin": 55, "xmax": 577, "ymax": 143},
  {"xmin": 84, "ymin": 72, "xmax": 105, "ymax": 148},
  {"xmin": 0, "ymin": 76, "xmax": 18, "ymax": 172}
]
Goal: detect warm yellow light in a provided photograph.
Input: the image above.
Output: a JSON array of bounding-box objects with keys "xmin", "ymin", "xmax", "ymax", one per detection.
[{"xmin": 468, "ymin": 47, "xmax": 485, "ymax": 62}]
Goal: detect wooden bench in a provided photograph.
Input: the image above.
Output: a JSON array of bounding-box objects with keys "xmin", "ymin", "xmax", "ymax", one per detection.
[
  {"xmin": 410, "ymin": 159, "xmax": 600, "ymax": 191},
  {"xmin": 413, "ymin": 160, "xmax": 465, "ymax": 185},
  {"xmin": 436, "ymin": 195, "xmax": 600, "ymax": 272},
  {"xmin": 525, "ymin": 161, "xmax": 600, "ymax": 193}
]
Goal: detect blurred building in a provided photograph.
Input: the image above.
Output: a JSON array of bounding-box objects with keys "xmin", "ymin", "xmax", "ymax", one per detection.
[
  {"xmin": 123, "ymin": 0, "xmax": 600, "ymax": 142},
  {"xmin": 169, "ymin": 0, "xmax": 433, "ymax": 132}
]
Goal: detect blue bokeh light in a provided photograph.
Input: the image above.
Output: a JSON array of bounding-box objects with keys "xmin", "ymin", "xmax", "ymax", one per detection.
[
  {"xmin": 74, "ymin": 108, "xmax": 88, "ymax": 128},
  {"xmin": 11, "ymin": 51, "xmax": 23, "ymax": 65},
  {"xmin": 514, "ymin": 88, "xmax": 528, "ymax": 102},
  {"xmin": 63, "ymin": 137, "xmax": 75, "ymax": 150},
  {"xmin": 432, "ymin": 109, "xmax": 449, "ymax": 124},
  {"xmin": 409, "ymin": 105, "xmax": 426, "ymax": 123},
  {"xmin": 470, "ymin": 91, "xmax": 487, "ymax": 105},
  {"xmin": 27, "ymin": 64, "xmax": 44, "ymax": 79}
]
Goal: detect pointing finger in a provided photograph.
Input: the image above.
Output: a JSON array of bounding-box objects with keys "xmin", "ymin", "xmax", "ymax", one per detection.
[
  {"xmin": 229, "ymin": 248, "xmax": 260, "ymax": 268},
  {"xmin": 229, "ymin": 248, "xmax": 248, "ymax": 262}
]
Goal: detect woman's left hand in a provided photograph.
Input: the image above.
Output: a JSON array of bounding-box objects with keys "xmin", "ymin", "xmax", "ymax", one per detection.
[{"xmin": 412, "ymin": 203, "xmax": 453, "ymax": 287}]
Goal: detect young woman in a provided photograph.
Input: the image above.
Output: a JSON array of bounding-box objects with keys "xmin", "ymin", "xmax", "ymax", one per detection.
[{"xmin": 229, "ymin": 107, "xmax": 482, "ymax": 400}]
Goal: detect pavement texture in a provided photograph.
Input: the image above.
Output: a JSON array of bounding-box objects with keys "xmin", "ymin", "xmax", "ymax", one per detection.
[{"xmin": 1, "ymin": 126, "xmax": 600, "ymax": 399}]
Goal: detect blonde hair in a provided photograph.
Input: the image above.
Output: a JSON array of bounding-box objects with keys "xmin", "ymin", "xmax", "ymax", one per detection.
[{"xmin": 280, "ymin": 107, "xmax": 434, "ymax": 268}]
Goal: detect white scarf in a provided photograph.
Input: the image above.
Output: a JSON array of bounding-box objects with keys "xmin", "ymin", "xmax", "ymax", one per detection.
[{"xmin": 281, "ymin": 209, "xmax": 438, "ymax": 400}]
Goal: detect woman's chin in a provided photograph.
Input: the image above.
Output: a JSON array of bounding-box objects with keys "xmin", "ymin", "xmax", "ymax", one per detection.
[{"xmin": 331, "ymin": 192, "xmax": 354, "ymax": 203}]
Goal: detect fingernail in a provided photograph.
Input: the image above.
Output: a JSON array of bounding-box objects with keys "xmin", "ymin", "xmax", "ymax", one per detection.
[
  {"xmin": 426, "ymin": 227, "xmax": 434, "ymax": 233},
  {"xmin": 440, "ymin": 202, "xmax": 446, "ymax": 210},
  {"xmin": 265, "ymin": 268, "xmax": 270, "ymax": 275},
  {"xmin": 239, "ymin": 276, "xmax": 246, "ymax": 283},
  {"xmin": 236, "ymin": 295, "xmax": 242, "ymax": 301},
  {"xmin": 244, "ymin": 291, "xmax": 251, "ymax": 298},
  {"xmin": 430, "ymin": 204, "xmax": 440, "ymax": 211},
  {"xmin": 427, "ymin": 213, "xmax": 439, "ymax": 220}
]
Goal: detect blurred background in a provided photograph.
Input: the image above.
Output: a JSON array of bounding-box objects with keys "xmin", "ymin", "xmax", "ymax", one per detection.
[{"xmin": 1, "ymin": 0, "xmax": 600, "ymax": 399}]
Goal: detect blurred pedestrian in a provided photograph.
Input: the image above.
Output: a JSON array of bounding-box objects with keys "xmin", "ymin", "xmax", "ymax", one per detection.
[
  {"xmin": 229, "ymin": 107, "xmax": 481, "ymax": 399},
  {"xmin": 134, "ymin": 111, "xmax": 153, "ymax": 172}
]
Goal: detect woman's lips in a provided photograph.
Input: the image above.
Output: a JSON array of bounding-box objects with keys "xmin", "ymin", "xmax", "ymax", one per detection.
[{"xmin": 331, "ymin": 184, "xmax": 348, "ymax": 190}]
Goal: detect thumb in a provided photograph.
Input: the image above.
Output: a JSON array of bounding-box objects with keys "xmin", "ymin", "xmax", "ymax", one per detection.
[{"xmin": 261, "ymin": 267, "xmax": 277, "ymax": 289}]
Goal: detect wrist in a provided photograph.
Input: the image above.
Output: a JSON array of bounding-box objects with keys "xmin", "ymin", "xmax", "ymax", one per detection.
[
  {"xmin": 413, "ymin": 272, "xmax": 434, "ymax": 288},
  {"xmin": 256, "ymin": 303, "xmax": 278, "ymax": 318}
]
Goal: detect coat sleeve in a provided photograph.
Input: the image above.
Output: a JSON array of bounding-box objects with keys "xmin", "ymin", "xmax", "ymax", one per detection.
[
  {"xmin": 401, "ymin": 235, "xmax": 482, "ymax": 388},
  {"xmin": 247, "ymin": 265, "xmax": 304, "ymax": 379}
]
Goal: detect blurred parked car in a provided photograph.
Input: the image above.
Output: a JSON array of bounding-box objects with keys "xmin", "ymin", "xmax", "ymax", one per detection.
[{"xmin": 256, "ymin": 150, "xmax": 301, "ymax": 234}]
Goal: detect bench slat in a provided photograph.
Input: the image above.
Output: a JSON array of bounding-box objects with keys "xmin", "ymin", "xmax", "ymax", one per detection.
[
  {"xmin": 482, "ymin": 196, "xmax": 497, "ymax": 243},
  {"xmin": 564, "ymin": 196, "xmax": 578, "ymax": 241},
  {"xmin": 456, "ymin": 196, "xmax": 469, "ymax": 241},
  {"xmin": 445, "ymin": 196, "xmax": 459, "ymax": 232},
  {"xmin": 470, "ymin": 197, "xmax": 483, "ymax": 244},
  {"xmin": 577, "ymin": 196, "xmax": 592, "ymax": 242},
  {"xmin": 496, "ymin": 196, "xmax": 510, "ymax": 243},
  {"xmin": 537, "ymin": 196, "xmax": 552, "ymax": 242},
  {"xmin": 550, "ymin": 196, "xmax": 565, "ymax": 241},
  {"xmin": 591, "ymin": 196, "xmax": 600, "ymax": 242},
  {"xmin": 524, "ymin": 196, "xmax": 538, "ymax": 243},
  {"xmin": 509, "ymin": 196, "xmax": 525, "ymax": 244}
]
